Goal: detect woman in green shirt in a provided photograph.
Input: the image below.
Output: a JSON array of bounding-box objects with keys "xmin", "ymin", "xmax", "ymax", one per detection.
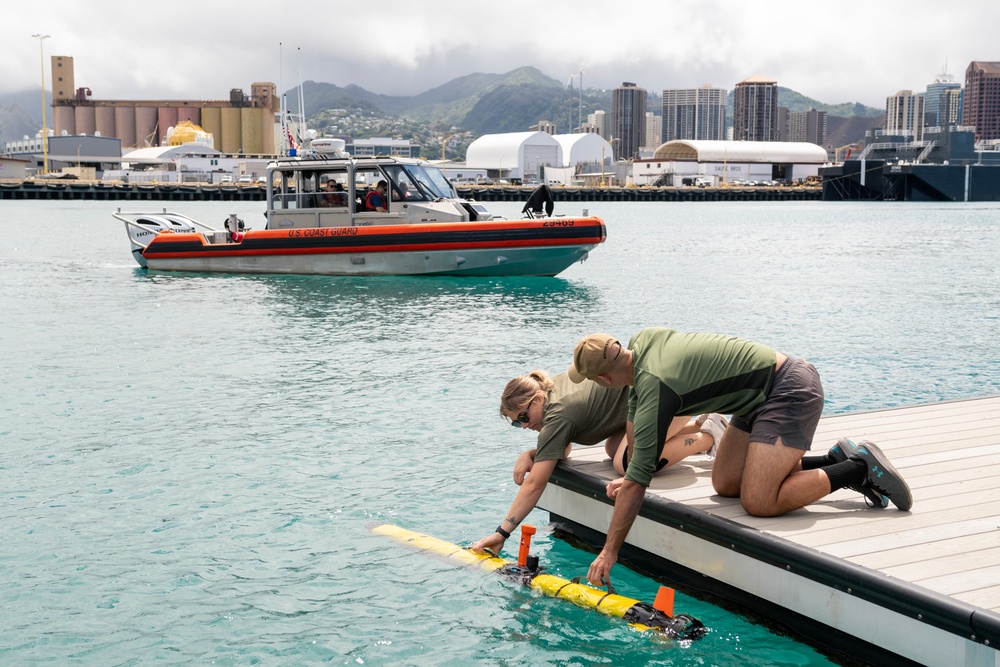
[{"xmin": 470, "ymin": 369, "xmax": 726, "ymax": 554}]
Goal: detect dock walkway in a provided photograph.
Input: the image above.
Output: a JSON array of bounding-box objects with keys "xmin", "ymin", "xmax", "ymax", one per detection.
[{"xmin": 539, "ymin": 396, "xmax": 1000, "ymax": 666}]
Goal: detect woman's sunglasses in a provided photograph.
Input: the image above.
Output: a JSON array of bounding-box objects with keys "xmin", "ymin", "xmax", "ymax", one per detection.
[
  {"xmin": 510, "ymin": 411, "xmax": 530, "ymax": 428},
  {"xmin": 509, "ymin": 395, "xmax": 537, "ymax": 428}
]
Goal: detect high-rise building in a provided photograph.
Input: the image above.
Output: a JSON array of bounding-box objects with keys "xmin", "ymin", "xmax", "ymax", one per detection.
[
  {"xmin": 611, "ymin": 82, "xmax": 647, "ymax": 159},
  {"xmin": 733, "ymin": 76, "xmax": 778, "ymax": 141},
  {"xmin": 529, "ymin": 120, "xmax": 556, "ymax": 135},
  {"xmin": 787, "ymin": 108, "xmax": 827, "ymax": 146},
  {"xmin": 886, "ymin": 90, "xmax": 925, "ymax": 141},
  {"xmin": 925, "ymin": 69, "xmax": 963, "ymax": 128},
  {"xmin": 644, "ymin": 112, "xmax": 661, "ymax": 150},
  {"xmin": 939, "ymin": 88, "xmax": 963, "ymax": 129},
  {"xmin": 776, "ymin": 107, "xmax": 789, "ymax": 141},
  {"xmin": 661, "ymin": 84, "xmax": 727, "ymax": 141},
  {"xmin": 587, "ymin": 110, "xmax": 607, "ymax": 139},
  {"xmin": 962, "ymin": 61, "xmax": 1000, "ymax": 142}
]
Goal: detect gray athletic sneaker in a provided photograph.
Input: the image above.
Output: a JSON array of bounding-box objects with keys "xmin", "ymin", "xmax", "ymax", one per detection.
[
  {"xmin": 850, "ymin": 440, "xmax": 913, "ymax": 511},
  {"xmin": 700, "ymin": 414, "xmax": 729, "ymax": 459},
  {"xmin": 829, "ymin": 438, "xmax": 889, "ymax": 508}
]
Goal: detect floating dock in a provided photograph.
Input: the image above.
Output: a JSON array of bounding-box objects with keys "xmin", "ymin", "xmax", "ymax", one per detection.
[{"xmin": 539, "ymin": 396, "xmax": 1000, "ymax": 666}]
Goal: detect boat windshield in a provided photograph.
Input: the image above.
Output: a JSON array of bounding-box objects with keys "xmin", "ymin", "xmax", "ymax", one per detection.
[{"xmin": 401, "ymin": 164, "xmax": 457, "ymax": 200}]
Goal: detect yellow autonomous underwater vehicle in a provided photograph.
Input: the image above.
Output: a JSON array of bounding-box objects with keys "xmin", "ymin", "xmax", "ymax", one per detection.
[{"xmin": 370, "ymin": 523, "xmax": 707, "ymax": 641}]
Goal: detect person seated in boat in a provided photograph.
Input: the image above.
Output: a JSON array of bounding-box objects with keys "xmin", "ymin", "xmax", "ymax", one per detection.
[
  {"xmin": 364, "ymin": 180, "xmax": 388, "ymax": 212},
  {"xmin": 319, "ymin": 180, "xmax": 347, "ymax": 207},
  {"xmin": 392, "ymin": 181, "xmax": 411, "ymax": 201},
  {"xmin": 469, "ymin": 369, "xmax": 726, "ymax": 555}
]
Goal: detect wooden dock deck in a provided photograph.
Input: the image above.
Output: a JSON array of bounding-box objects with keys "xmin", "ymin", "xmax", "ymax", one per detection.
[{"xmin": 539, "ymin": 396, "xmax": 1000, "ymax": 666}]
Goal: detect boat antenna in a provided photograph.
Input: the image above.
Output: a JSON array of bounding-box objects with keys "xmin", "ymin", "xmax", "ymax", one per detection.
[
  {"xmin": 297, "ymin": 47, "xmax": 306, "ymax": 150},
  {"xmin": 279, "ymin": 42, "xmax": 286, "ymax": 156}
]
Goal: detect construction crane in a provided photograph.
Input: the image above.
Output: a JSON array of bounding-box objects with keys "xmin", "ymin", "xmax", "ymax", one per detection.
[
  {"xmin": 835, "ymin": 143, "xmax": 858, "ymax": 163},
  {"xmin": 441, "ymin": 133, "xmax": 458, "ymax": 161}
]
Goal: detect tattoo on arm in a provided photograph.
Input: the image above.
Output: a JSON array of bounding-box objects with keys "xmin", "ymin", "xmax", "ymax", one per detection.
[
  {"xmin": 506, "ymin": 515, "xmax": 520, "ymax": 527},
  {"xmin": 684, "ymin": 437, "xmax": 695, "ymax": 447}
]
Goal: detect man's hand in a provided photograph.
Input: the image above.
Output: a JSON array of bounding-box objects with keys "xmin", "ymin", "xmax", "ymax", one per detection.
[
  {"xmin": 587, "ymin": 549, "xmax": 618, "ymax": 587},
  {"xmin": 513, "ymin": 450, "xmax": 535, "ymax": 485},
  {"xmin": 591, "ymin": 479, "xmax": 645, "ymax": 587},
  {"xmin": 470, "ymin": 532, "xmax": 506, "ymax": 554},
  {"xmin": 605, "ymin": 477, "xmax": 625, "ymax": 499}
]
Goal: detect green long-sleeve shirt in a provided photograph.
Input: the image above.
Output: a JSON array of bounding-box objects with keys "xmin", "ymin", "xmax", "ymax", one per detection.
[{"xmin": 626, "ymin": 327, "xmax": 777, "ymax": 486}]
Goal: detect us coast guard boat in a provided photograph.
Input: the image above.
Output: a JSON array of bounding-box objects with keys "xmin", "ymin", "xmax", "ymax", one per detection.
[{"xmin": 115, "ymin": 139, "xmax": 606, "ymax": 277}]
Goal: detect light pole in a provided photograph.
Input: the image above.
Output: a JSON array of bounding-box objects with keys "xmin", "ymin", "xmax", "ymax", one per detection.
[
  {"xmin": 567, "ymin": 73, "xmax": 577, "ymax": 132},
  {"xmin": 577, "ymin": 68, "xmax": 584, "ymax": 131},
  {"xmin": 601, "ymin": 144, "xmax": 605, "ymax": 187},
  {"xmin": 32, "ymin": 33, "xmax": 50, "ymax": 175}
]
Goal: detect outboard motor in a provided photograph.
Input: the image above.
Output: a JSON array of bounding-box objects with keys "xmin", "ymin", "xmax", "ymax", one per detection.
[
  {"xmin": 126, "ymin": 214, "xmax": 196, "ymax": 247},
  {"xmin": 124, "ymin": 213, "xmax": 197, "ymax": 267}
]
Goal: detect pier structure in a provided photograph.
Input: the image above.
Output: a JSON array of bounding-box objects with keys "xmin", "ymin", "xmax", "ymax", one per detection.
[
  {"xmin": 539, "ymin": 396, "xmax": 1000, "ymax": 666},
  {"xmin": 0, "ymin": 181, "xmax": 820, "ymax": 203}
]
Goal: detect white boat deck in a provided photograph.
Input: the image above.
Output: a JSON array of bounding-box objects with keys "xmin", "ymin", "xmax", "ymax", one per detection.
[{"xmin": 539, "ymin": 396, "xmax": 1000, "ymax": 665}]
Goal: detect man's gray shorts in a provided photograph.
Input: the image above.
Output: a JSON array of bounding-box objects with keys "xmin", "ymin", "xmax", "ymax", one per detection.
[{"xmin": 729, "ymin": 357, "xmax": 824, "ymax": 450}]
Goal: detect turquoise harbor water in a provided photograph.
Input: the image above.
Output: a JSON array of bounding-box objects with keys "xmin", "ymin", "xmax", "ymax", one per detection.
[{"xmin": 1, "ymin": 199, "xmax": 998, "ymax": 666}]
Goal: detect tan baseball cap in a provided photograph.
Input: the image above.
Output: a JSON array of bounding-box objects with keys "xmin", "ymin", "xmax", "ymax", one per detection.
[{"xmin": 567, "ymin": 333, "xmax": 621, "ymax": 383}]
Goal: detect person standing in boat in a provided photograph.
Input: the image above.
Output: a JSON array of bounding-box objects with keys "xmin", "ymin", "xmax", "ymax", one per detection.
[
  {"xmin": 470, "ymin": 369, "xmax": 727, "ymax": 555},
  {"xmin": 365, "ymin": 180, "xmax": 388, "ymax": 212},
  {"xmin": 564, "ymin": 329, "xmax": 913, "ymax": 589}
]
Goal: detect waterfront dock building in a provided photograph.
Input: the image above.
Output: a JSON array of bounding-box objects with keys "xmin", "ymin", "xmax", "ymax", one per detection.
[
  {"xmin": 634, "ymin": 140, "xmax": 827, "ymax": 186},
  {"xmin": 49, "ymin": 56, "xmax": 278, "ymax": 154}
]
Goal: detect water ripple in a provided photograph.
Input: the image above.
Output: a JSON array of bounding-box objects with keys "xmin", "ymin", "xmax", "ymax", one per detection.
[{"xmin": 1, "ymin": 200, "xmax": 997, "ymax": 665}]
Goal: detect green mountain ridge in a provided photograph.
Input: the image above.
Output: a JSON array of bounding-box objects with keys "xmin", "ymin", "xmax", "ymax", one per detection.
[
  {"xmin": 297, "ymin": 66, "xmax": 565, "ymax": 128},
  {"xmin": 0, "ymin": 69, "xmax": 883, "ymax": 149},
  {"xmin": 299, "ymin": 72, "xmax": 883, "ymax": 137}
]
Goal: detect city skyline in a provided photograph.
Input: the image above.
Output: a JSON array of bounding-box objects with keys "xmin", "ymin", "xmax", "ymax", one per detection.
[{"xmin": 5, "ymin": 0, "xmax": 999, "ymax": 109}]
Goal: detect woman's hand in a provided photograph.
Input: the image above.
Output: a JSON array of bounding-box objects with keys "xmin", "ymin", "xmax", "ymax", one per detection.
[
  {"xmin": 513, "ymin": 449, "xmax": 536, "ymax": 485},
  {"xmin": 470, "ymin": 532, "xmax": 506, "ymax": 554}
]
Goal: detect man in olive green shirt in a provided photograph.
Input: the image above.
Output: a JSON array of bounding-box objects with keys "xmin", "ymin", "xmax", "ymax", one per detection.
[{"xmin": 568, "ymin": 328, "xmax": 912, "ymax": 587}]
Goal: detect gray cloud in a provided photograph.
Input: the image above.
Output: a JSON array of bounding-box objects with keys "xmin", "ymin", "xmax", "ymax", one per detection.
[{"xmin": 6, "ymin": 0, "xmax": 999, "ymax": 108}]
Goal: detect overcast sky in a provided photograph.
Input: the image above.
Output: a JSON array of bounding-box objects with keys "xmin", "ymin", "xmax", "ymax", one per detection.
[{"xmin": 6, "ymin": 0, "xmax": 999, "ymax": 109}]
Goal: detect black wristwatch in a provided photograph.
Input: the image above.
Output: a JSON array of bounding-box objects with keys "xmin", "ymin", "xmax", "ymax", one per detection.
[{"xmin": 495, "ymin": 525, "xmax": 511, "ymax": 539}]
